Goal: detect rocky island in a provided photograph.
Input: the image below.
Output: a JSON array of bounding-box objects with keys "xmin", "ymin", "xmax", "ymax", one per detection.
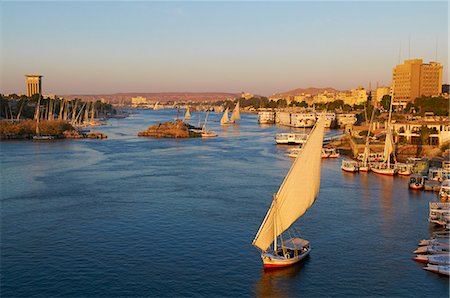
[{"xmin": 138, "ymin": 120, "xmax": 201, "ymax": 138}]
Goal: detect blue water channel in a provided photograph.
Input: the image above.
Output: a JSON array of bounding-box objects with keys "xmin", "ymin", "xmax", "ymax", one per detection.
[{"xmin": 1, "ymin": 109, "xmax": 448, "ymax": 297}]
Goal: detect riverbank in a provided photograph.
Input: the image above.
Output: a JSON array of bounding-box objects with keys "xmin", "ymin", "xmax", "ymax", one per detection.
[{"xmin": 0, "ymin": 120, "xmax": 107, "ymax": 140}]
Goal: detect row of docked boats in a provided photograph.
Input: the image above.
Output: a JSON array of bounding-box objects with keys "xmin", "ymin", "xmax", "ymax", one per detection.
[
  {"xmin": 412, "ymin": 231, "xmax": 450, "ymax": 276},
  {"xmin": 288, "ymin": 147, "xmax": 339, "ymax": 159},
  {"xmin": 429, "ymin": 202, "xmax": 450, "ymax": 229},
  {"xmin": 275, "ymin": 132, "xmax": 345, "ymax": 145}
]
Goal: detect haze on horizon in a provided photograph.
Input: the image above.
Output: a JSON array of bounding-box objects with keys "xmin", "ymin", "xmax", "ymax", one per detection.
[{"xmin": 1, "ymin": 1, "xmax": 448, "ymax": 96}]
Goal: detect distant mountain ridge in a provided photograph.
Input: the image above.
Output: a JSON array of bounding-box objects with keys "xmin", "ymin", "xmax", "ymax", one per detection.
[
  {"xmin": 60, "ymin": 92, "xmax": 241, "ymax": 103},
  {"xmin": 274, "ymin": 87, "xmax": 339, "ymax": 97}
]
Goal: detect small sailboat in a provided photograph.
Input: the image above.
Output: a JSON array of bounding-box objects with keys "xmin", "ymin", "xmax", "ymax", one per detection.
[
  {"xmin": 220, "ymin": 107, "xmax": 230, "ymax": 125},
  {"xmin": 371, "ymin": 88, "xmax": 397, "ymax": 176},
  {"xmin": 359, "ymin": 109, "xmax": 375, "ymax": 172},
  {"xmin": 230, "ymin": 101, "xmax": 240, "ymax": 124},
  {"xmin": 201, "ymin": 112, "xmax": 217, "ymax": 138},
  {"xmin": 184, "ymin": 108, "xmax": 191, "ymax": 120},
  {"xmin": 252, "ymin": 117, "xmax": 325, "ymax": 268}
]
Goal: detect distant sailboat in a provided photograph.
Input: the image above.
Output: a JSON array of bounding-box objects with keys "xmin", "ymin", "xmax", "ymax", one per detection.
[
  {"xmin": 230, "ymin": 101, "xmax": 240, "ymax": 124},
  {"xmin": 201, "ymin": 112, "xmax": 217, "ymax": 138},
  {"xmin": 185, "ymin": 108, "xmax": 191, "ymax": 120},
  {"xmin": 252, "ymin": 117, "xmax": 325, "ymax": 268},
  {"xmin": 220, "ymin": 107, "xmax": 230, "ymax": 125},
  {"xmin": 153, "ymin": 102, "xmax": 160, "ymax": 110}
]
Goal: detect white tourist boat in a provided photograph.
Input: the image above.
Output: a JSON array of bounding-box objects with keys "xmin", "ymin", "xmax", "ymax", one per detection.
[
  {"xmin": 253, "ymin": 117, "xmax": 325, "ymax": 268},
  {"xmin": 439, "ymin": 179, "xmax": 450, "ymax": 200},
  {"xmin": 408, "ymin": 174, "xmax": 426, "ymax": 190},
  {"xmin": 220, "ymin": 107, "xmax": 230, "ymax": 125},
  {"xmin": 275, "ymin": 133, "xmax": 308, "ymax": 145},
  {"xmin": 423, "ymin": 264, "xmax": 450, "ymax": 276},
  {"xmin": 258, "ymin": 111, "xmax": 275, "ymax": 124},
  {"xmin": 412, "ymin": 254, "xmax": 450, "ymax": 265},
  {"xmin": 341, "ymin": 160, "xmax": 359, "ymax": 173},
  {"xmin": 230, "ymin": 102, "xmax": 240, "ymax": 124}
]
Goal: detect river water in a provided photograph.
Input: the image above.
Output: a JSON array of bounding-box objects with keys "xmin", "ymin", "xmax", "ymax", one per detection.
[{"xmin": 1, "ymin": 109, "xmax": 448, "ymax": 297}]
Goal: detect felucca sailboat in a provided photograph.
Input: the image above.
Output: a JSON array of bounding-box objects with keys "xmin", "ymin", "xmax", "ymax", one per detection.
[
  {"xmin": 220, "ymin": 107, "xmax": 230, "ymax": 125},
  {"xmin": 185, "ymin": 108, "xmax": 191, "ymax": 120},
  {"xmin": 253, "ymin": 117, "xmax": 325, "ymax": 268},
  {"xmin": 371, "ymin": 89, "xmax": 397, "ymax": 176},
  {"xmin": 230, "ymin": 101, "xmax": 240, "ymax": 124}
]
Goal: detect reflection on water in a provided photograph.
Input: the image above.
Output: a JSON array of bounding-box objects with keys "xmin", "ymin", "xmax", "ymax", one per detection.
[{"xmin": 254, "ymin": 258, "xmax": 309, "ymax": 297}]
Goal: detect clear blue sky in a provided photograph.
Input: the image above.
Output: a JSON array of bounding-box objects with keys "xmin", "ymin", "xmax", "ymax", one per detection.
[{"xmin": 1, "ymin": 1, "xmax": 448, "ymax": 96}]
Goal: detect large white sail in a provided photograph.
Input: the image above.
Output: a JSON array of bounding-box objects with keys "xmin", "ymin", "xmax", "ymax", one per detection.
[
  {"xmin": 220, "ymin": 108, "xmax": 230, "ymax": 125},
  {"xmin": 383, "ymin": 128, "xmax": 395, "ymax": 163},
  {"xmin": 253, "ymin": 117, "xmax": 325, "ymax": 252},
  {"xmin": 230, "ymin": 102, "xmax": 240, "ymax": 122}
]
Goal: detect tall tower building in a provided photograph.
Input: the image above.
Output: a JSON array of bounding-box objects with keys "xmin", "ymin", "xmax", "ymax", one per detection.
[
  {"xmin": 25, "ymin": 75, "xmax": 43, "ymax": 97},
  {"xmin": 392, "ymin": 59, "xmax": 443, "ymax": 106}
]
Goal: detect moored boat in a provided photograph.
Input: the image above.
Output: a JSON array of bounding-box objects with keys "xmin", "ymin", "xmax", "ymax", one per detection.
[
  {"xmin": 341, "ymin": 160, "xmax": 359, "ymax": 173},
  {"xmin": 423, "ymin": 264, "xmax": 450, "ymax": 276},
  {"xmin": 275, "ymin": 133, "xmax": 308, "ymax": 145},
  {"xmin": 439, "ymin": 179, "xmax": 450, "ymax": 200},
  {"xmin": 323, "ymin": 147, "xmax": 339, "ymax": 158},
  {"xmin": 253, "ymin": 117, "xmax": 325, "ymax": 268},
  {"xmin": 409, "ymin": 174, "xmax": 425, "ymax": 190},
  {"xmin": 412, "ymin": 254, "xmax": 450, "ymax": 265}
]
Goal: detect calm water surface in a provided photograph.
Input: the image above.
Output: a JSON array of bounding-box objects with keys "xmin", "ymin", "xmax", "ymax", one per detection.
[{"xmin": 1, "ymin": 110, "xmax": 448, "ymax": 297}]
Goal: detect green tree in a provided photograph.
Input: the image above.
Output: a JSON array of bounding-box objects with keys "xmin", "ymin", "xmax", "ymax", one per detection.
[{"xmin": 380, "ymin": 95, "xmax": 391, "ymax": 111}]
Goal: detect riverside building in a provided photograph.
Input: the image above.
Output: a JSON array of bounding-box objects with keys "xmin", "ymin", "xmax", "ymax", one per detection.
[{"xmin": 392, "ymin": 59, "xmax": 443, "ymax": 107}]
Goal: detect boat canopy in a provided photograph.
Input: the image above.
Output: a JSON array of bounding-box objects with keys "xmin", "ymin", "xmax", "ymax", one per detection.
[
  {"xmin": 253, "ymin": 117, "xmax": 325, "ymax": 252},
  {"xmin": 282, "ymin": 238, "xmax": 309, "ymax": 250}
]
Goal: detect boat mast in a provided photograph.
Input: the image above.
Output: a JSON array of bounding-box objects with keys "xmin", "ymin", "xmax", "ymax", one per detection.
[
  {"xmin": 386, "ymin": 85, "xmax": 395, "ymax": 168},
  {"xmin": 273, "ymin": 193, "xmax": 277, "ymax": 254}
]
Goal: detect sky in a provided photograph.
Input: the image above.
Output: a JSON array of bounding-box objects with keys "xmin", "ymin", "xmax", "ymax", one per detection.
[{"xmin": 0, "ymin": 1, "xmax": 448, "ymax": 96}]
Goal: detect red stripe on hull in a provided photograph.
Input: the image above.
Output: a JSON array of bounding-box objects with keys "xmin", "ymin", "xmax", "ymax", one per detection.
[
  {"xmin": 263, "ymin": 261, "xmax": 301, "ymax": 268},
  {"xmin": 341, "ymin": 168, "xmax": 358, "ymax": 173},
  {"xmin": 412, "ymin": 257, "xmax": 428, "ymax": 263}
]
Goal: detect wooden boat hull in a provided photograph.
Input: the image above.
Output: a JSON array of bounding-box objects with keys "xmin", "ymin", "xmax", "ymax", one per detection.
[
  {"xmin": 341, "ymin": 166, "xmax": 358, "ymax": 173},
  {"xmin": 409, "ymin": 183, "xmax": 424, "ymax": 190},
  {"xmin": 371, "ymin": 168, "xmax": 396, "ymax": 176},
  {"xmin": 359, "ymin": 166, "xmax": 370, "ymax": 172},
  {"xmin": 262, "ymin": 248, "xmax": 310, "ymax": 268},
  {"xmin": 423, "ymin": 264, "xmax": 450, "ymax": 276}
]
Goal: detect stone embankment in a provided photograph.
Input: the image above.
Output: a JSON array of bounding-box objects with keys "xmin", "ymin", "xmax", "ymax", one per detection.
[{"xmin": 138, "ymin": 120, "xmax": 201, "ymax": 138}]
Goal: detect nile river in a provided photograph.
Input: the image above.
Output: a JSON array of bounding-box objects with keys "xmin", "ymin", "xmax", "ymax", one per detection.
[{"xmin": 1, "ymin": 109, "xmax": 448, "ymax": 297}]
